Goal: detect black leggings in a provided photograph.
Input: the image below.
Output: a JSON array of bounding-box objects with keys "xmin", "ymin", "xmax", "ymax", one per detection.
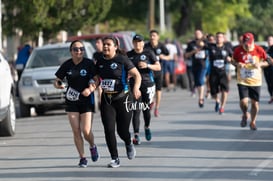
[{"xmin": 100, "ymin": 92, "xmax": 132, "ymax": 160}]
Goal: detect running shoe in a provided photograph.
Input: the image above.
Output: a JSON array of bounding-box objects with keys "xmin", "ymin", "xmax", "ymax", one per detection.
[
  {"xmin": 132, "ymin": 134, "xmax": 141, "ymax": 145},
  {"xmin": 145, "ymin": 127, "xmax": 152, "ymax": 141},
  {"xmin": 198, "ymin": 99, "xmax": 204, "ymax": 108},
  {"xmin": 215, "ymin": 102, "xmax": 220, "ymax": 112},
  {"xmin": 107, "ymin": 158, "xmax": 120, "ymax": 168},
  {"xmin": 154, "ymin": 109, "xmax": 159, "ymax": 117},
  {"xmin": 125, "ymin": 143, "xmax": 136, "ymax": 160},
  {"xmin": 240, "ymin": 114, "xmax": 248, "ymax": 127},
  {"xmin": 90, "ymin": 145, "xmax": 99, "ymax": 162},
  {"xmin": 78, "ymin": 157, "xmax": 88, "ymax": 168},
  {"xmin": 219, "ymin": 108, "xmax": 224, "ymax": 114},
  {"xmin": 249, "ymin": 122, "xmax": 257, "ymax": 131}
]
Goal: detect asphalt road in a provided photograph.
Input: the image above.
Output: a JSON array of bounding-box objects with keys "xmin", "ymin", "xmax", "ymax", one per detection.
[{"xmin": 1, "ymin": 78, "xmax": 273, "ymax": 181}]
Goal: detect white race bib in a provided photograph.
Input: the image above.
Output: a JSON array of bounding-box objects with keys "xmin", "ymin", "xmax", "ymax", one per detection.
[
  {"xmin": 147, "ymin": 85, "xmax": 156, "ymax": 104},
  {"xmin": 101, "ymin": 79, "xmax": 116, "ymax": 92},
  {"xmin": 240, "ymin": 68, "xmax": 255, "ymax": 79},
  {"xmin": 66, "ymin": 87, "xmax": 80, "ymax": 101},
  {"xmin": 213, "ymin": 59, "xmax": 225, "ymax": 68},
  {"xmin": 195, "ymin": 50, "xmax": 206, "ymax": 59}
]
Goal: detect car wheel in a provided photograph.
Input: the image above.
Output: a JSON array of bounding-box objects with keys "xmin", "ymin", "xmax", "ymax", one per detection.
[
  {"xmin": 0, "ymin": 95, "xmax": 16, "ymax": 136},
  {"xmin": 35, "ymin": 107, "xmax": 45, "ymax": 116},
  {"xmin": 180, "ymin": 74, "xmax": 189, "ymax": 89},
  {"xmin": 19, "ymin": 100, "xmax": 30, "ymax": 117}
]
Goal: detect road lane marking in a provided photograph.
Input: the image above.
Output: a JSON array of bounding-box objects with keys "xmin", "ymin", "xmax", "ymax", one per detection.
[{"xmin": 249, "ymin": 155, "xmax": 273, "ymax": 176}]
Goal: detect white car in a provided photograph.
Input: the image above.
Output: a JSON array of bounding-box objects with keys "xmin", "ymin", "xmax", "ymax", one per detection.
[
  {"xmin": 18, "ymin": 42, "xmax": 95, "ymax": 117},
  {"xmin": 0, "ymin": 52, "xmax": 16, "ymax": 136}
]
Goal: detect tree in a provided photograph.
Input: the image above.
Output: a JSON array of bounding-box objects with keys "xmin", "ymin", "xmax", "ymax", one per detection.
[
  {"xmin": 169, "ymin": 0, "xmax": 250, "ymax": 38},
  {"xmin": 235, "ymin": 0, "xmax": 273, "ymax": 40},
  {"xmin": 2, "ymin": 0, "xmax": 112, "ymax": 42}
]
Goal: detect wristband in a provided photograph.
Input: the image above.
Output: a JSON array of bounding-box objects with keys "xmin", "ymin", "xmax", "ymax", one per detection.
[
  {"xmin": 147, "ymin": 64, "xmax": 151, "ymax": 69},
  {"xmin": 89, "ymin": 79, "xmax": 95, "ymax": 84}
]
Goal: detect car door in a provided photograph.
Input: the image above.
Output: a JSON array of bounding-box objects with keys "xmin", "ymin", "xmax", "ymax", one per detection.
[{"xmin": 0, "ymin": 54, "xmax": 12, "ymax": 109}]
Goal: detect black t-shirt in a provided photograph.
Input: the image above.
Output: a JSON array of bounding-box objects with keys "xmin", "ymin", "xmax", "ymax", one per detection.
[
  {"xmin": 55, "ymin": 57, "xmax": 96, "ymax": 104},
  {"xmin": 144, "ymin": 42, "xmax": 169, "ymax": 74},
  {"xmin": 144, "ymin": 42, "xmax": 169, "ymax": 60},
  {"xmin": 95, "ymin": 54, "xmax": 135, "ymax": 92},
  {"xmin": 127, "ymin": 49, "xmax": 158, "ymax": 86},
  {"xmin": 208, "ymin": 43, "xmax": 233, "ymax": 73},
  {"xmin": 93, "ymin": 51, "xmax": 103, "ymax": 62},
  {"xmin": 186, "ymin": 40, "xmax": 209, "ymax": 69}
]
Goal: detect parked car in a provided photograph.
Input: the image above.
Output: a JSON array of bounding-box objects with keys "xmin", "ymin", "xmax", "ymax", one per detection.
[
  {"xmin": 0, "ymin": 51, "xmax": 16, "ymax": 136},
  {"xmin": 18, "ymin": 42, "xmax": 95, "ymax": 117},
  {"xmin": 67, "ymin": 32, "xmax": 134, "ymax": 52}
]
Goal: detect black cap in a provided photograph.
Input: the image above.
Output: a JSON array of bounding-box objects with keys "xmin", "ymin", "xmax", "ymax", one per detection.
[{"xmin": 133, "ymin": 34, "xmax": 144, "ymax": 42}]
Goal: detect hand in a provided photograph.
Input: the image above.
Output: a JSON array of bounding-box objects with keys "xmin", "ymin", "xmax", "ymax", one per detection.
[
  {"xmin": 138, "ymin": 61, "xmax": 148, "ymax": 69},
  {"xmin": 133, "ymin": 87, "xmax": 141, "ymax": 100},
  {"xmin": 81, "ymin": 88, "xmax": 92, "ymax": 97},
  {"xmin": 253, "ymin": 61, "xmax": 261, "ymax": 69},
  {"xmin": 238, "ymin": 63, "xmax": 245, "ymax": 68}
]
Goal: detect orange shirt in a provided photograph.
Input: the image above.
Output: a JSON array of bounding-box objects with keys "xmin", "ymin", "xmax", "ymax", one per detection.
[{"xmin": 233, "ymin": 45, "xmax": 267, "ymax": 86}]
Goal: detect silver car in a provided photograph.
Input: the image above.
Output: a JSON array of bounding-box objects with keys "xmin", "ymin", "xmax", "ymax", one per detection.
[
  {"xmin": 18, "ymin": 42, "xmax": 95, "ymax": 117},
  {"xmin": 0, "ymin": 51, "xmax": 16, "ymax": 136}
]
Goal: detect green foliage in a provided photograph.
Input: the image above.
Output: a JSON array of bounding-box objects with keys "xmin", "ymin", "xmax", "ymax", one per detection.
[
  {"xmin": 3, "ymin": 0, "xmax": 273, "ymax": 43},
  {"xmin": 235, "ymin": 0, "xmax": 273, "ymax": 40},
  {"xmin": 2, "ymin": 0, "xmax": 111, "ymax": 41}
]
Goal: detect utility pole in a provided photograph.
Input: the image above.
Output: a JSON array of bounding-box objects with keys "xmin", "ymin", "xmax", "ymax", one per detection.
[
  {"xmin": 149, "ymin": 0, "xmax": 155, "ymax": 31},
  {"xmin": 159, "ymin": 0, "xmax": 165, "ymax": 33}
]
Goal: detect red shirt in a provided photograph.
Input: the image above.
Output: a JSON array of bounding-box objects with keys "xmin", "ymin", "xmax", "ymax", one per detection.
[{"xmin": 233, "ymin": 45, "xmax": 266, "ymax": 86}]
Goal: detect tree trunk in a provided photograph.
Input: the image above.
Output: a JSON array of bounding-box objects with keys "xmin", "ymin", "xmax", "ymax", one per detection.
[{"xmin": 175, "ymin": 0, "xmax": 191, "ymax": 36}]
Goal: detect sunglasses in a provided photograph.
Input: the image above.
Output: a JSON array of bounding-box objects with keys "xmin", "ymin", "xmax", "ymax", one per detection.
[{"xmin": 72, "ymin": 47, "xmax": 85, "ymax": 52}]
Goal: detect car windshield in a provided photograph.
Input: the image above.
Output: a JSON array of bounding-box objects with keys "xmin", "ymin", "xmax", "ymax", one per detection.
[{"xmin": 26, "ymin": 47, "xmax": 72, "ymax": 68}]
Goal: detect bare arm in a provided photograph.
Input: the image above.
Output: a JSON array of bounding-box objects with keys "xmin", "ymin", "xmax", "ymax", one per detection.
[{"xmin": 128, "ymin": 67, "xmax": 141, "ymax": 99}]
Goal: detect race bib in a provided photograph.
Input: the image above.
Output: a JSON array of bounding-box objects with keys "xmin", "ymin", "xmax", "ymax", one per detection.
[
  {"xmin": 240, "ymin": 68, "xmax": 255, "ymax": 79},
  {"xmin": 213, "ymin": 59, "xmax": 225, "ymax": 68},
  {"xmin": 101, "ymin": 79, "xmax": 116, "ymax": 92},
  {"xmin": 147, "ymin": 85, "xmax": 156, "ymax": 104},
  {"xmin": 195, "ymin": 50, "xmax": 206, "ymax": 59},
  {"xmin": 66, "ymin": 87, "xmax": 80, "ymax": 101}
]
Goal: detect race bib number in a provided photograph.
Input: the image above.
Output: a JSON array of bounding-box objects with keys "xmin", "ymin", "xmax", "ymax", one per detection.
[
  {"xmin": 195, "ymin": 50, "xmax": 206, "ymax": 59},
  {"xmin": 101, "ymin": 79, "xmax": 116, "ymax": 91},
  {"xmin": 240, "ymin": 68, "xmax": 255, "ymax": 79},
  {"xmin": 66, "ymin": 87, "xmax": 80, "ymax": 101},
  {"xmin": 147, "ymin": 85, "xmax": 156, "ymax": 104},
  {"xmin": 213, "ymin": 59, "xmax": 225, "ymax": 68}
]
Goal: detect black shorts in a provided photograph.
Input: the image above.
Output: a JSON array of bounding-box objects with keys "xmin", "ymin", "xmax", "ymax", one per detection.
[
  {"xmin": 237, "ymin": 84, "xmax": 261, "ymax": 102},
  {"xmin": 65, "ymin": 103, "xmax": 95, "ymax": 114},
  {"xmin": 209, "ymin": 72, "xmax": 229, "ymax": 96},
  {"xmin": 153, "ymin": 70, "xmax": 163, "ymax": 91}
]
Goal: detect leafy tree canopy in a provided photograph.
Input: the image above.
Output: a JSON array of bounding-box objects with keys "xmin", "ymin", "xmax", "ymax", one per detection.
[{"xmin": 2, "ymin": 0, "xmax": 111, "ymax": 41}]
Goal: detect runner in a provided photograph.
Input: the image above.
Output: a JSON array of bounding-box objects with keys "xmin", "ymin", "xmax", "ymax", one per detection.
[
  {"xmin": 144, "ymin": 30, "xmax": 170, "ymax": 117},
  {"xmin": 185, "ymin": 29, "xmax": 209, "ymax": 108},
  {"xmin": 54, "ymin": 40, "xmax": 99, "ymax": 168},
  {"xmin": 232, "ymin": 32, "xmax": 272, "ymax": 130},
  {"xmin": 94, "ymin": 35, "xmax": 141, "ymax": 167},
  {"xmin": 264, "ymin": 35, "xmax": 273, "ymax": 104},
  {"xmin": 208, "ymin": 32, "xmax": 233, "ymax": 114},
  {"xmin": 127, "ymin": 34, "xmax": 160, "ymax": 144}
]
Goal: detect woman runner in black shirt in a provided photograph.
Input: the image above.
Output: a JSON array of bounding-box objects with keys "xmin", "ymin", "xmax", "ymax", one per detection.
[
  {"xmin": 94, "ymin": 36, "xmax": 141, "ymax": 168},
  {"xmin": 54, "ymin": 40, "xmax": 99, "ymax": 168},
  {"xmin": 127, "ymin": 34, "xmax": 161, "ymax": 144}
]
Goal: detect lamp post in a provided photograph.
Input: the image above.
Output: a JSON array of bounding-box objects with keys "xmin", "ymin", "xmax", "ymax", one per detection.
[{"xmin": 159, "ymin": 0, "xmax": 165, "ymax": 33}]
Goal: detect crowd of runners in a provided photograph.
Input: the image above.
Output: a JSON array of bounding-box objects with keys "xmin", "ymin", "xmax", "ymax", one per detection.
[{"xmin": 54, "ymin": 29, "xmax": 273, "ymax": 169}]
